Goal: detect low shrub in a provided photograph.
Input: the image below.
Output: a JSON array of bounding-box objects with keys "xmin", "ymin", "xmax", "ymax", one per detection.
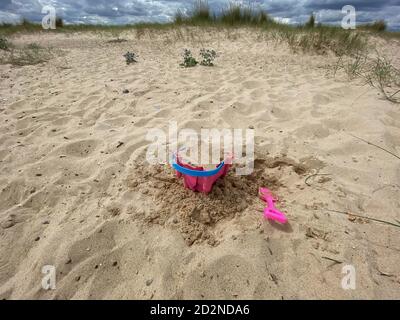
[
  {"xmin": 123, "ymin": 51, "xmax": 138, "ymax": 65},
  {"xmin": 180, "ymin": 49, "xmax": 198, "ymax": 67},
  {"xmin": 199, "ymin": 49, "xmax": 217, "ymax": 66},
  {"xmin": 0, "ymin": 37, "xmax": 10, "ymax": 50}
]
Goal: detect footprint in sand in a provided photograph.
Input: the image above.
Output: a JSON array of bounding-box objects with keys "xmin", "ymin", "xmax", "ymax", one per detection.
[
  {"xmin": 64, "ymin": 140, "xmax": 99, "ymax": 157},
  {"xmin": 242, "ymin": 80, "xmax": 263, "ymax": 90},
  {"xmin": 182, "ymin": 254, "xmax": 257, "ymax": 299},
  {"xmin": 52, "ymin": 116, "xmax": 72, "ymax": 126},
  {"xmin": 312, "ymin": 93, "xmax": 332, "ymax": 105},
  {"xmin": 270, "ymin": 106, "xmax": 293, "ymax": 121},
  {"xmin": 293, "ymin": 123, "xmax": 330, "ymax": 139},
  {"xmin": 8, "ymin": 99, "xmax": 29, "ymax": 111},
  {"xmin": 250, "ymin": 88, "xmax": 267, "ymax": 100}
]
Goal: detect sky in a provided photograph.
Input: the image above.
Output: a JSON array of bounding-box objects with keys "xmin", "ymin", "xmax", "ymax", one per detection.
[{"xmin": 0, "ymin": 0, "xmax": 399, "ymax": 30}]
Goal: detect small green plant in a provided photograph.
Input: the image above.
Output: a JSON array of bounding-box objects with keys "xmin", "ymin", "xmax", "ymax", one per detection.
[
  {"xmin": 0, "ymin": 37, "xmax": 10, "ymax": 50},
  {"xmin": 180, "ymin": 49, "xmax": 198, "ymax": 68},
  {"xmin": 343, "ymin": 54, "xmax": 367, "ymax": 79},
  {"xmin": 123, "ymin": 51, "xmax": 138, "ymax": 65},
  {"xmin": 199, "ymin": 49, "xmax": 217, "ymax": 66}
]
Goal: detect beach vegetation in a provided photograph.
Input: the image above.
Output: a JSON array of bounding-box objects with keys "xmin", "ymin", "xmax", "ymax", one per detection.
[
  {"xmin": 0, "ymin": 2, "xmax": 398, "ymax": 57},
  {"xmin": 333, "ymin": 52, "xmax": 400, "ymax": 103},
  {"xmin": 123, "ymin": 51, "xmax": 138, "ymax": 64},
  {"xmin": 305, "ymin": 13, "xmax": 315, "ymax": 28},
  {"xmin": 0, "ymin": 42, "xmax": 52, "ymax": 66},
  {"xmin": 0, "ymin": 37, "xmax": 10, "ymax": 50},
  {"xmin": 180, "ymin": 49, "xmax": 198, "ymax": 67},
  {"xmin": 199, "ymin": 48, "xmax": 217, "ymax": 66}
]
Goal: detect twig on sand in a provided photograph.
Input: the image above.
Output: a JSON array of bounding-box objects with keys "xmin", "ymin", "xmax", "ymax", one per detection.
[
  {"xmin": 305, "ymin": 173, "xmax": 332, "ymax": 186},
  {"xmin": 348, "ymin": 133, "xmax": 400, "ymax": 161},
  {"xmin": 372, "ymin": 184, "xmax": 400, "ymax": 194},
  {"xmin": 349, "ymin": 89, "xmax": 370, "ymax": 108},
  {"xmin": 326, "ymin": 209, "xmax": 400, "ymax": 229},
  {"xmin": 321, "ymin": 256, "xmax": 343, "ymax": 265},
  {"xmin": 116, "ymin": 141, "xmax": 124, "ymax": 148},
  {"xmin": 389, "ymin": 88, "xmax": 400, "ymax": 99},
  {"xmin": 377, "ymin": 270, "xmax": 395, "ymax": 278}
]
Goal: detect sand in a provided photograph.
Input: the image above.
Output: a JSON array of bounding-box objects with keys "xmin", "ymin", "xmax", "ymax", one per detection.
[{"xmin": 0, "ymin": 28, "xmax": 399, "ymax": 299}]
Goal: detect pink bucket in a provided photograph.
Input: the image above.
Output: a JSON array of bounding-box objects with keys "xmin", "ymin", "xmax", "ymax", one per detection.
[{"xmin": 172, "ymin": 153, "xmax": 231, "ymax": 193}]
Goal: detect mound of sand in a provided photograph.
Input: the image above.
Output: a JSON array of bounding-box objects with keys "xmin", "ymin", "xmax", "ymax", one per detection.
[{"xmin": 126, "ymin": 155, "xmax": 318, "ymax": 246}]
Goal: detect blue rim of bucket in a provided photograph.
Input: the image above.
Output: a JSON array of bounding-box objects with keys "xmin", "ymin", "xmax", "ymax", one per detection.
[{"xmin": 172, "ymin": 153, "xmax": 225, "ymax": 177}]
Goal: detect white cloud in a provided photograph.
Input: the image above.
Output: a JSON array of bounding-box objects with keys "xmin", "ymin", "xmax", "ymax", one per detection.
[{"xmin": 273, "ymin": 17, "xmax": 292, "ymax": 24}]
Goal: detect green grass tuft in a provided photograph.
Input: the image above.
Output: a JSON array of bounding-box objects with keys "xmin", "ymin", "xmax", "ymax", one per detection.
[
  {"xmin": 0, "ymin": 42, "xmax": 53, "ymax": 66},
  {"xmin": 360, "ymin": 20, "xmax": 387, "ymax": 32},
  {"xmin": 305, "ymin": 13, "xmax": 315, "ymax": 28},
  {"xmin": 333, "ymin": 52, "xmax": 400, "ymax": 103}
]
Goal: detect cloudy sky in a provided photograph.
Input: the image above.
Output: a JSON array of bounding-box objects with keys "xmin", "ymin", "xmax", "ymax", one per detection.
[{"xmin": 0, "ymin": 0, "xmax": 399, "ymax": 30}]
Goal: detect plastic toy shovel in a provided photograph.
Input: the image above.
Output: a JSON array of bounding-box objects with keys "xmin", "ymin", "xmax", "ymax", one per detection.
[{"xmin": 259, "ymin": 187, "xmax": 288, "ymax": 224}]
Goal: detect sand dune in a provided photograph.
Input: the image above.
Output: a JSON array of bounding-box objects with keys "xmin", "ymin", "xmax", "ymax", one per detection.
[{"xmin": 0, "ymin": 28, "xmax": 399, "ymax": 299}]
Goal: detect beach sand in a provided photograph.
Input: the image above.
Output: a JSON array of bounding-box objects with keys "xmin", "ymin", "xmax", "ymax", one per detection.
[{"xmin": 0, "ymin": 28, "xmax": 399, "ymax": 299}]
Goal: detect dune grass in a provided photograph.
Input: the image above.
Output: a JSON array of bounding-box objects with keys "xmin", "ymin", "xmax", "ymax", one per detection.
[
  {"xmin": 359, "ymin": 20, "xmax": 387, "ymax": 32},
  {"xmin": 0, "ymin": 0, "xmax": 398, "ymax": 58},
  {"xmin": 304, "ymin": 13, "xmax": 316, "ymax": 29},
  {"xmin": 333, "ymin": 51, "xmax": 400, "ymax": 103},
  {"xmin": 0, "ymin": 1, "xmax": 398, "ymax": 38},
  {"xmin": 170, "ymin": 1, "xmax": 369, "ymax": 56},
  {"xmin": 173, "ymin": 0, "xmax": 276, "ymax": 27},
  {"xmin": 0, "ymin": 40, "xmax": 53, "ymax": 66},
  {"xmin": 293, "ymin": 27, "xmax": 367, "ymax": 56}
]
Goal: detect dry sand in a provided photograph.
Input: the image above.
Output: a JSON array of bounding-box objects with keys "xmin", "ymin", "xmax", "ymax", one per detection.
[{"xmin": 0, "ymin": 28, "xmax": 399, "ymax": 299}]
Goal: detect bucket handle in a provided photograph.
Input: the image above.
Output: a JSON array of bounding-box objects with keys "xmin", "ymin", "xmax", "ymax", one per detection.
[{"xmin": 171, "ymin": 153, "xmax": 225, "ymax": 177}]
